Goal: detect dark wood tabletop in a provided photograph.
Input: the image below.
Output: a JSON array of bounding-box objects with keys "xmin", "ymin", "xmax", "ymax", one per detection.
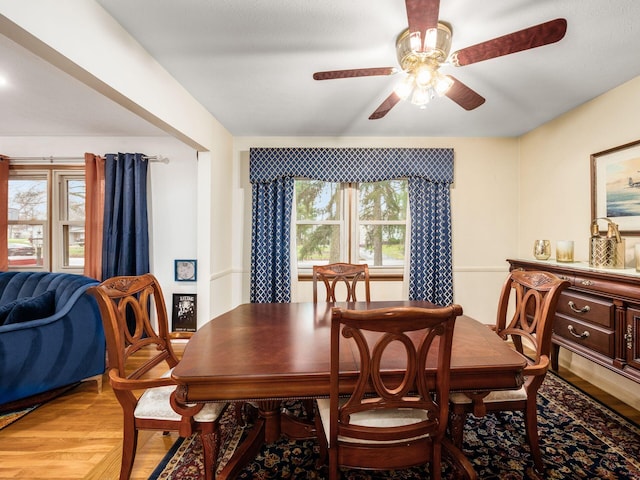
[
  {"xmin": 171, "ymin": 301, "xmax": 527, "ymax": 478},
  {"xmin": 172, "ymin": 301, "xmax": 527, "ymax": 404}
]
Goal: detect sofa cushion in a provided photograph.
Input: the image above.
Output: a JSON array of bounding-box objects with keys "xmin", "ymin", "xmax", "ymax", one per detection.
[
  {"xmin": 2, "ymin": 290, "xmax": 56, "ymax": 326},
  {"xmin": 0, "ymin": 299, "xmax": 20, "ymax": 325}
]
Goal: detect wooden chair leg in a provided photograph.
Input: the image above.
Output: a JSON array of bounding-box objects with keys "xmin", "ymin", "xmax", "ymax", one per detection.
[
  {"xmin": 431, "ymin": 441, "xmax": 442, "ymax": 480},
  {"xmin": 120, "ymin": 422, "xmax": 138, "ymax": 480},
  {"xmin": 442, "ymin": 437, "xmax": 478, "ymax": 480},
  {"xmin": 328, "ymin": 448, "xmax": 339, "ymax": 480},
  {"xmin": 314, "ymin": 409, "xmax": 328, "ymax": 469},
  {"xmin": 524, "ymin": 402, "xmax": 544, "ymax": 472}
]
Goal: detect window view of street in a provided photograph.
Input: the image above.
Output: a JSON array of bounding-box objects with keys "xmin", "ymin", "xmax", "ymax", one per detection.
[
  {"xmin": 7, "ymin": 178, "xmax": 46, "ymax": 267},
  {"xmin": 7, "ymin": 173, "xmax": 85, "ymax": 270}
]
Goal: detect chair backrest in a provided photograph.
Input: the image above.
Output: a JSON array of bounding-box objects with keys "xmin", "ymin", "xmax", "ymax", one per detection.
[
  {"xmin": 495, "ymin": 270, "xmax": 569, "ymax": 368},
  {"xmin": 88, "ymin": 274, "xmax": 178, "ymax": 380},
  {"xmin": 329, "ymin": 304, "xmax": 462, "ymax": 445},
  {"xmin": 312, "ymin": 263, "xmax": 371, "ymax": 302}
]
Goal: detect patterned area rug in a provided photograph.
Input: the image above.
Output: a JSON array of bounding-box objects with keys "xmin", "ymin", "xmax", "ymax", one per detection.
[
  {"xmin": 0, "ymin": 405, "xmax": 38, "ymax": 430},
  {"xmin": 149, "ymin": 373, "xmax": 640, "ymax": 479}
]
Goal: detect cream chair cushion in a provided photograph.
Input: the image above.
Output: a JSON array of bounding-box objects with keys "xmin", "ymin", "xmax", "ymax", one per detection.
[
  {"xmin": 450, "ymin": 385, "xmax": 528, "ymax": 405},
  {"xmin": 134, "ymin": 370, "xmax": 226, "ymax": 422},
  {"xmin": 316, "ymin": 398, "xmax": 431, "ymax": 446}
]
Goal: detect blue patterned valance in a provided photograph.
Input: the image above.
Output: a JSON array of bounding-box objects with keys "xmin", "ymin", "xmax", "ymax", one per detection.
[{"xmin": 250, "ymin": 147, "xmax": 453, "ymax": 184}]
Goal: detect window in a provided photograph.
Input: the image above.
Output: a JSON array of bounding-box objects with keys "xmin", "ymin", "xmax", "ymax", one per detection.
[
  {"xmin": 7, "ymin": 167, "xmax": 85, "ymax": 272},
  {"xmin": 294, "ymin": 179, "xmax": 408, "ymax": 274}
]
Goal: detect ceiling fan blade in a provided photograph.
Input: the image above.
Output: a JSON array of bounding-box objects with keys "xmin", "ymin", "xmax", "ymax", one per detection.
[
  {"xmin": 405, "ymin": 0, "xmax": 440, "ymax": 51},
  {"xmin": 369, "ymin": 92, "xmax": 402, "ymax": 120},
  {"xmin": 445, "ymin": 76, "xmax": 485, "ymax": 110},
  {"xmin": 313, "ymin": 67, "xmax": 396, "ymax": 80},
  {"xmin": 450, "ymin": 18, "xmax": 567, "ymax": 66}
]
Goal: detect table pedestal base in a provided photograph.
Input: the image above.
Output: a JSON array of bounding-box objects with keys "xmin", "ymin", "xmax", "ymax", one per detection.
[{"xmin": 216, "ymin": 400, "xmax": 317, "ymax": 479}]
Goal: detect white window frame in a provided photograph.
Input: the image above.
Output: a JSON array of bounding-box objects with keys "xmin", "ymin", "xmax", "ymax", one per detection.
[{"xmin": 52, "ymin": 171, "xmax": 85, "ymax": 273}]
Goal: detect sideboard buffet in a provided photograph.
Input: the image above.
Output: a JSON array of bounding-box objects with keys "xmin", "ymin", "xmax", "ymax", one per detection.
[{"xmin": 507, "ymin": 258, "xmax": 640, "ymax": 384}]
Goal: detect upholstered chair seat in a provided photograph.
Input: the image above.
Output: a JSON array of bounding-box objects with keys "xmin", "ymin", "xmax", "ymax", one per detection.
[
  {"xmin": 316, "ymin": 397, "xmax": 432, "ymax": 445},
  {"xmin": 449, "ymin": 386, "xmax": 528, "ymax": 405},
  {"xmin": 134, "ymin": 371, "xmax": 226, "ymax": 422}
]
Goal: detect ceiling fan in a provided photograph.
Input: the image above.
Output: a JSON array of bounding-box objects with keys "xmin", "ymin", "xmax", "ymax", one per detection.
[{"xmin": 313, "ymin": 0, "xmax": 567, "ymax": 119}]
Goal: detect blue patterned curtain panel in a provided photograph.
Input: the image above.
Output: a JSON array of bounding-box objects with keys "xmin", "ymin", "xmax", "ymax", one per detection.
[{"xmin": 249, "ymin": 147, "xmax": 454, "ymax": 304}]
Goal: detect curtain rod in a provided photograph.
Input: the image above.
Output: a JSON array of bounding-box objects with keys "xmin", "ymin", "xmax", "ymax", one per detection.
[{"xmin": 4, "ymin": 155, "xmax": 169, "ymax": 164}]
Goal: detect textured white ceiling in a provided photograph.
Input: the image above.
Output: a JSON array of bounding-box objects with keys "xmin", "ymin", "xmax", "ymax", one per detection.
[{"xmin": 2, "ymin": 0, "xmax": 640, "ymax": 138}]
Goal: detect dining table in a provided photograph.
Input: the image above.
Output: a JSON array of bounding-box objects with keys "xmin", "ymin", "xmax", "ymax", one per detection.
[{"xmin": 171, "ymin": 300, "xmax": 527, "ymax": 478}]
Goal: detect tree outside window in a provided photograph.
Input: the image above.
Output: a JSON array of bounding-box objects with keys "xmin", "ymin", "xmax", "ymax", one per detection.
[{"xmin": 295, "ymin": 179, "xmax": 408, "ymax": 273}]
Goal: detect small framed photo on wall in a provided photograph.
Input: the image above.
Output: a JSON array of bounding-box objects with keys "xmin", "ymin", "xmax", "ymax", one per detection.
[
  {"xmin": 172, "ymin": 293, "xmax": 197, "ymax": 332},
  {"xmin": 175, "ymin": 259, "xmax": 197, "ymax": 282}
]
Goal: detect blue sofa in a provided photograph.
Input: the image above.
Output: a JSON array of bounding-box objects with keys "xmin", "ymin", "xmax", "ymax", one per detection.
[{"xmin": 0, "ymin": 271, "xmax": 105, "ymax": 406}]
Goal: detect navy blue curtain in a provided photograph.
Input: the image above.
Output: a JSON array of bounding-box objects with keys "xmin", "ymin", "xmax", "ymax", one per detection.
[
  {"xmin": 249, "ymin": 147, "xmax": 454, "ymax": 304},
  {"xmin": 250, "ymin": 177, "xmax": 294, "ymax": 303},
  {"xmin": 102, "ymin": 153, "xmax": 150, "ymax": 280}
]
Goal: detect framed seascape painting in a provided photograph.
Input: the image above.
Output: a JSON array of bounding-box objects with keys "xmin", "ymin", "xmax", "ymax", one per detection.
[{"xmin": 591, "ymin": 139, "xmax": 640, "ymax": 235}]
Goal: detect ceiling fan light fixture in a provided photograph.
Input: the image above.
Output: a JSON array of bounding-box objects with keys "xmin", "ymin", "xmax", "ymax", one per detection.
[
  {"xmin": 411, "ymin": 85, "xmax": 430, "ymax": 107},
  {"xmin": 434, "ymin": 73, "xmax": 454, "ymax": 96},
  {"xmin": 394, "ymin": 74, "xmax": 415, "ymax": 100},
  {"xmin": 414, "ymin": 64, "xmax": 433, "ymax": 87}
]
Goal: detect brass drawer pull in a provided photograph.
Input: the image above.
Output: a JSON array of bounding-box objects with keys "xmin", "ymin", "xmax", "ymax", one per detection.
[
  {"xmin": 568, "ymin": 325, "xmax": 590, "ymax": 339},
  {"xmin": 568, "ymin": 301, "xmax": 590, "ymax": 314},
  {"xmin": 580, "ymin": 280, "xmax": 594, "ymax": 286}
]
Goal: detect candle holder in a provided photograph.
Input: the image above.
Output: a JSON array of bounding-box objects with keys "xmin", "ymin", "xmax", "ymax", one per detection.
[
  {"xmin": 556, "ymin": 240, "xmax": 574, "ymax": 262},
  {"xmin": 533, "ymin": 240, "xmax": 551, "ymax": 260}
]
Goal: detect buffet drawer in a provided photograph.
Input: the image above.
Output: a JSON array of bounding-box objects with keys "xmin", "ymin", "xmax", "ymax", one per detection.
[
  {"xmin": 554, "ymin": 314, "xmax": 615, "ymax": 358},
  {"xmin": 555, "ymin": 291, "xmax": 614, "ymax": 328}
]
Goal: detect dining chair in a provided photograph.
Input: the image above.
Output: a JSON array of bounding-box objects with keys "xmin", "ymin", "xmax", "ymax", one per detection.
[
  {"xmin": 315, "ymin": 305, "xmax": 477, "ymax": 480},
  {"xmin": 89, "ymin": 274, "xmax": 228, "ymax": 480},
  {"xmin": 449, "ymin": 269, "xmax": 569, "ymax": 473},
  {"xmin": 312, "ymin": 262, "xmax": 371, "ymax": 302}
]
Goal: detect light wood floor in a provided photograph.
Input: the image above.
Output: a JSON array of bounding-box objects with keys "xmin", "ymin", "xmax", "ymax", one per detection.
[{"xmin": 0, "ymin": 342, "xmax": 639, "ymax": 480}]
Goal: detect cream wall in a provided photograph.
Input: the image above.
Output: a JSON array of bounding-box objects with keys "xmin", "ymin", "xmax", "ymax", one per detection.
[
  {"xmin": 232, "ymin": 136, "xmax": 520, "ymax": 322},
  {"xmin": 519, "ymin": 75, "xmax": 640, "ymax": 410}
]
